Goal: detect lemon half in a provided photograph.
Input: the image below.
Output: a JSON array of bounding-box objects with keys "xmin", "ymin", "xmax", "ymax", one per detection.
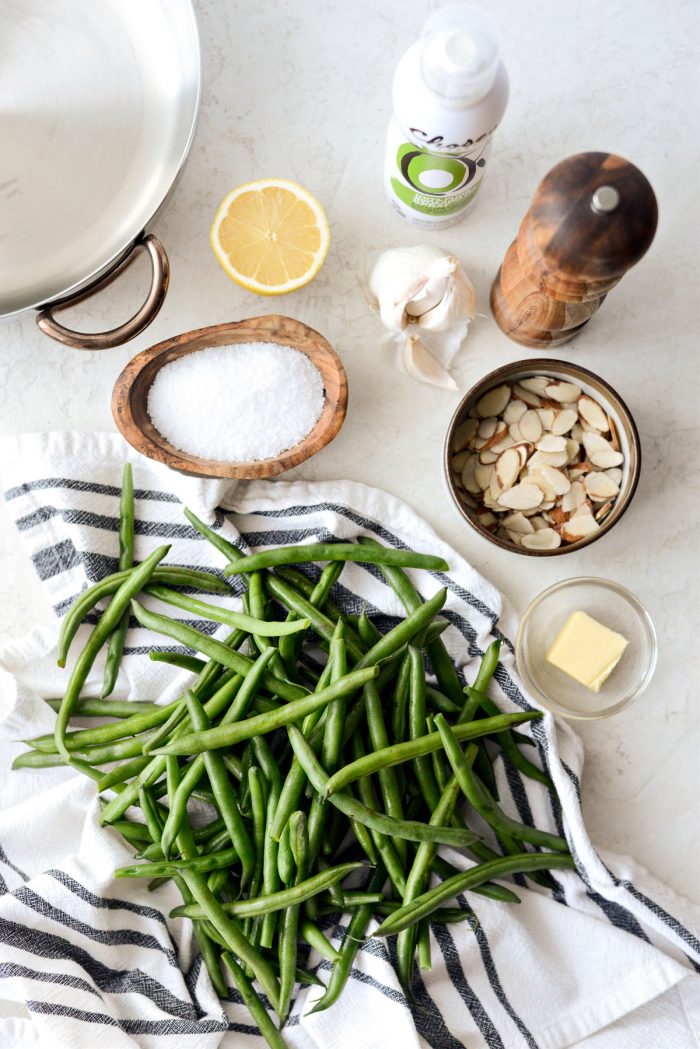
[{"xmin": 210, "ymin": 178, "xmax": 330, "ymax": 296}]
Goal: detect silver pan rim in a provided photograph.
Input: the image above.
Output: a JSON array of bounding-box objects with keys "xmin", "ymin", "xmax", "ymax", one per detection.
[{"xmin": 1, "ymin": 0, "xmax": 202, "ymax": 320}]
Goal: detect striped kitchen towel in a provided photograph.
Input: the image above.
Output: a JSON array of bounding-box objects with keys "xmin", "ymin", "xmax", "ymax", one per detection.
[{"xmin": 0, "ymin": 431, "xmax": 698, "ymax": 1049}]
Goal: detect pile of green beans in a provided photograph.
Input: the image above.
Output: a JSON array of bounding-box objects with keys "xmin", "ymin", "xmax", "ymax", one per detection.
[{"xmin": 12, "ymin": 477, "xmax": 573, "ymax": 1049}]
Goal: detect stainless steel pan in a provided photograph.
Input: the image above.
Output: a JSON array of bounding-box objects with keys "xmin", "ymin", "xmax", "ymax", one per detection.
[{"xmin": 1, "ymin": 0, "xmax": 201, "ymax": 349}]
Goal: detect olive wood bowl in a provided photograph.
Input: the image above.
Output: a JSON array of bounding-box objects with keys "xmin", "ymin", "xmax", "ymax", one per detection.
[{"xmin": 112, "ymin": 316, "xmax": 348, "ymax": 479}]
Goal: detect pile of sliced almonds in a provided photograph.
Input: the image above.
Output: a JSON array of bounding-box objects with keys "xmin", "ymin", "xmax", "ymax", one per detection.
[{"xmin": 450, "ymin": 376, "xmax": 624, "ymax": 551}]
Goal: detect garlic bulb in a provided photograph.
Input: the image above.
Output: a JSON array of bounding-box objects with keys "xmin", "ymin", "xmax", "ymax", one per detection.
[{"xmin": 369, "ymin": 245, "xmax": 476, "ymax": 390}]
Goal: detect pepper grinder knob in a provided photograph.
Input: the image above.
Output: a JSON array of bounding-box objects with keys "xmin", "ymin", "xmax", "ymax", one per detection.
[{"xmin": 490, "ymin": 152, "xmax": 658, "ymax": 348}]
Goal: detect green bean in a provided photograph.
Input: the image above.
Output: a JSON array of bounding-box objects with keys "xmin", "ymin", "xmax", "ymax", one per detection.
[
  {"xmin": 253, "ymin": 738, "xmax": 283, "ymax": 949},
  {"xmin": 55, "ymin": 546, "xmax": 171, "ymax": 759},
  {"xmin": 144, "ymin": 633, "xmax": 248, "ymax": 754},
  {"xmin": 57, "ymin": 565, "xmax": 229, "ymax": 667},
  {"xmin": 408, "ymin": 645, "xmax": 440, "ymax": 811},
  {"xmin": 306, "ymin": 863, "xmax": 386, "ymax": 1015},
  {"xmin": 435, "ymin": 715, "xmax": 569, "ymax": 853},
  {"xmin": 279, "ymin": 811, "xmax": 307, "ymax": 1019},
  {"xmin": 334, "ymin": 891, "xmax": 385, "ymax": 906},
  {"xmin": 148, "ymin": 652, "xmax": 207, "ymax": 674},
  {"xmin": 279, "ymin": 562, "xmax": 344, "ymax": 675},
  {"xmin": 155, "ymin": 666, "xmax": 379, "ymax": 757},
  {"xmin": 198, "ymin": 927, "xmax": 228, "ymax": 1001},
  {"xmin": 248, "ymin": 766, "xmax": 267, "ymax": 900},
  {"xmin": 431, "ymin": 855, "xmax": 521, "ymax": 904},
  {"xmin": 116, "ymin": 847, "xmax": 240, "ymax": 879},
  {"xmin": 465, "ymin": 686, "xmax": 553, "ymax": 790},
  {"xmin": 222, "ymin": 954, "xmax": 288, "ymax": 1049},
  {"xmin": 13, "ymin": 733, "xmax": 147, "ymax": 770},
  {"xmin": 375, "ymin": 852, "xmax": 576, "ymax": 937},
  {"xmin": 28, "ymin": 695, "xmax": 183, "ymax": 754},
  {"xmin": 183, "ymin": 506, "xmax": 246, "ymax": 566},
  {"xmin": 363, "ymin": 679, "xmax": 406, "ymax": 861},
  {"xmin": 373, "ymin": 902, "xmax": 478, "ymax": 926},
  {"xmin": 44, "ymin": 697, "xmax": 161, "ymax": 718},
  {"xmin": 183, "ymin": 690, "xmax": 255, "ymax": 885},
  {"xmin": 322, "ymin": 710, "xmax": 541, "ymax": 796},
  {"xmin": 264, "ymin": 573, "xmax": 364, "ymax": 664},
  {"xmin": 108, "ymin": 819, "xmax": 152, "ymax": 846},
  {"xmin": 358, "ymin": 611, "xmax": 382, "ymax": 648},
  {"xmin": 425, "ymin": 686, "xmax": 461, "ymax": 715},
  {"xmin": 288, "ymin": 725, "xmax": 479, "ymax": 848},
  {"xmin": 351, "ymin": 744, "xmax": 407, "ymax": 897},
  {"xmin": 138, "ymin": 785, "xmax": 166, "ymax": 845},
  {"xmin": 391, "ymin": 651, "xmax": 411, "ymax": 743},
  {"xmin": 321, "ymin": 620, "xmax": 347, "ymax": 772},
  {"xmin": 160, "ymin": 755, "xmax": 208, "ymax": 857},
  {"xmin": 131, "ymin": 600, "xmax": 306, "ymax": 703},
  {"xmin": 172, "ymin": 862, "xmax": 364, "ymax": 921},
  {"xmin": 300, "ymin": 920, "xmax": 341, "ymax": 962},
  {"xmin": 143, "ymin": 584, "xmax": 310, "ymax": 638},
  {"xmin": 179, "ymin": 868, "xmax": 281, "ymax": 1014},
  {"xmin": 102, "ymin": 463, "xmax": 134, "ymax": 698},
  {"xmin": 96, "ymin": 755, "xmax": 152, "ymax": 792},
  {"xmin": 277, "ymin": 821, "xmax": 295, "ymax": 887},
  {"xmin": 224, "ymin": 543, "xmax": 449, "ymax": 576}
]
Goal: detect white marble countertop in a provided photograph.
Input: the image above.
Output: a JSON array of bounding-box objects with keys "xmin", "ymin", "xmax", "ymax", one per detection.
[{"xmin": 1, "ymin": 0, "xmax": 698, "ymax": 900}]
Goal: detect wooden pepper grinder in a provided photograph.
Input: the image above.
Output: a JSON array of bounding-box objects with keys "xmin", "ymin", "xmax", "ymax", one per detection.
[{"xmin": 490, "ymin": 152, "xmax": 658, "ymax": 348}]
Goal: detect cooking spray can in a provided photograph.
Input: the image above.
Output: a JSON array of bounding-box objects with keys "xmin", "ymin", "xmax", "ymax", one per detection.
[{"xmin": 385, "ymin": 5, "xmax": 509, "ymax": 228}]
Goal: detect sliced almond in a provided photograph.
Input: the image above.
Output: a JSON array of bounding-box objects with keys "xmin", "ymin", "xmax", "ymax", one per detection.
[
  {"xmin": 562, "ymin": 508, "xmax": 600, "ymax": 541},
  {"xmin": 511, "ymin": 443, "xmax": 532, "ymax": 469},
  {"xmin": 475, "ymin": 385, "xmax": 511, "ymax": 418},
  {"xmin": 528, "ymin": 515, "xmax": 549, "ymax": 531},
  {"xmin": 519, "ymin": 376, "xmax": 550, "ymax": 396},
  {"xmin": 561, "ymin": 481, "xmax": 586, "ymax": 513},
  {"xmin": 512, "ymin": 384, "xmax": 542, "ymax": 408},
  {"xmin": 608, "ymin": 414, "xmax": 621, "ymax": 451},
  {"xmin": 565, "ymin": 438, "xmax": 581, "ymax": 464},
  {"xmin": 589, "ymin": 448, "xmax": 624, "ymax": 469},
  {"xmin": 536, "ymin": 434, "xmax": 567, "ymax": 453},
  {"xmin": 502, "ymin": 511, "xmax": 535, "ymax": 534},
  {"xmin": 527, "ymin": 470, "xmax": 556, "ymax": 501},
  {"xmin": 570, "ymin": 422, "xmax": 585, "ymax": 442},
  {"xmin": 521, "ymin": 528, "xmax": 562, "ymax": 551},
  {"xmin": 568, "ymin": 462, "xmax": 594, "ymax": 480},
  {"xmin": 536, "ymin": 408, "xmax": 555, "ymax": 431},
  {"xmin": 475, "ymin": 508, "xmax": 497, "ymax": 529},
  {"xmin": 519, "ymin": 410, "xmax": 543, "ymax": 443},
  {"xmin": 474, "ymin": 462, "xmax": 493, "ymax": 491},
  {"xmin": 605, "ymin": 467, "xmax": 623, "ymax": 486},
  {"xmin": 577, "ymin": 396, "xmax": 609, "ymax": 431},
  {"xmin": 461, "ymin": 456, "xmax": 481, "ymax": 495},
  {"xmin": 504, "ymin": 399, "xmax": 527, "ymax": 424},
  {"xmin": 495, "ymin": 447, "xmax": 521, "ymax": 491},
  {"xmin": 509, "ymin": 422, "xmax": 524, "ymax": 443},
  {"xmin": 452, "ymin": 417, "xmax": 479, "ymax": 451},
  {"xmin": 478, "ymin": 448, "xmax": 498, "ymax": 465},
  {"xmin": 504, "ymin": 529, "xmax": 523, "ymax": 547},
  {"xmin": 451, "ymin": 450, "xmax": 470, "ymax": 474},
  {"xmin": 478, "ymin": 421, "xmax": 509, "ymax": 451},
  {"xmin": 581, "ymin": 431, "xmax": 611, "ymax": 458},
  {"xmin": 583, "ymin": 472, "xmax": 619, "ymax": 501},
  {"xmin": 490, "ymin": 433, "xmax": 517, "ymax": 455},
  {"xmin": 539, "ymin": 463, "xmax": 571, "ymax": 495},
  {"xmin": 497, "ymin": 482, "xmax": 544, "ymax": 511},
  {"xmin": 458, "ymin": 491, "xmax": 478, "ymax": 509},
  {"xmin": 551, "ymin": 408, "xmax": 578, "ymax": 436},
  {"xmin": 548, "ymin": 506, "xmax": 569, "ymax": 526},
  {"xmin": 545, "ymin": 380, "xmax": 582, "ymax": 403},
  {"xmin": 476, "ymin": 417, "xmax": 498, "ymax": 442},
  {"xmin": 536, "ymin": 449, "xmax": 569, "ymax": 468}
]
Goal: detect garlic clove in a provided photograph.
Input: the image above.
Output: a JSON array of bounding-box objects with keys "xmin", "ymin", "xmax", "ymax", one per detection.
[{"xmin": 397, "ymin": 334, "xmax": 458, "ymax": 391}]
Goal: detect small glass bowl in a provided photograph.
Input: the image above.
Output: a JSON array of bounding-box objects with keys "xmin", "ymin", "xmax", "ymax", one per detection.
[{"xmin": 516, "ymin": 577, "xmax": 657, "ymax": 719}]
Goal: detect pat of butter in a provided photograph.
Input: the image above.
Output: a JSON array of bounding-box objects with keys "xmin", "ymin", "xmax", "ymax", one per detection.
[{"xmin": 546, "ymin": 610, "xmax": 628, "ymax": 693}]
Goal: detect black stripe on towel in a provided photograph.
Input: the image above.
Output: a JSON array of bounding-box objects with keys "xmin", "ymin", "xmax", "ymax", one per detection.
[
  {"xmin": 26, "ymin": 1000, "xmax": 228, "ymax": 1036},
  {"xmin": 0, "ymin": 918, "xmax": 197, "ymax": 1020},
  {"xmin": 5, "ymin": 478, "xmax": 181, "ymax": 504},
  {"xmin": 430, "ymin": 922, "xmax": 504, "ymax": 1049}
]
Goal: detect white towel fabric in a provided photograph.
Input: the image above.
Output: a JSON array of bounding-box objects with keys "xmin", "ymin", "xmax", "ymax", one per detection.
[{"xmin": 0, "ymin": 431, "xmax": 697, "ymax": 1049}]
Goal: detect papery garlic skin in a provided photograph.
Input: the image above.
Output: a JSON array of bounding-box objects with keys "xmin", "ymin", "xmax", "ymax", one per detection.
[{"xmin": 369, "ymin": 245, "xmax": 476, "ymax": 390}]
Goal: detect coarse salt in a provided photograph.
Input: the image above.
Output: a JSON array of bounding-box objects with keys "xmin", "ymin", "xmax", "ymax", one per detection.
[{"xmin": 147, "ymin": 342, "xmax": 325, "ymax": 462}]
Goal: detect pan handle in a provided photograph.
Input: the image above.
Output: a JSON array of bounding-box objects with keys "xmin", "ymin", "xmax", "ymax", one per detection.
[{"xmin": 36, "ymin": 235, "xmax": 170, "ymax": 350}]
